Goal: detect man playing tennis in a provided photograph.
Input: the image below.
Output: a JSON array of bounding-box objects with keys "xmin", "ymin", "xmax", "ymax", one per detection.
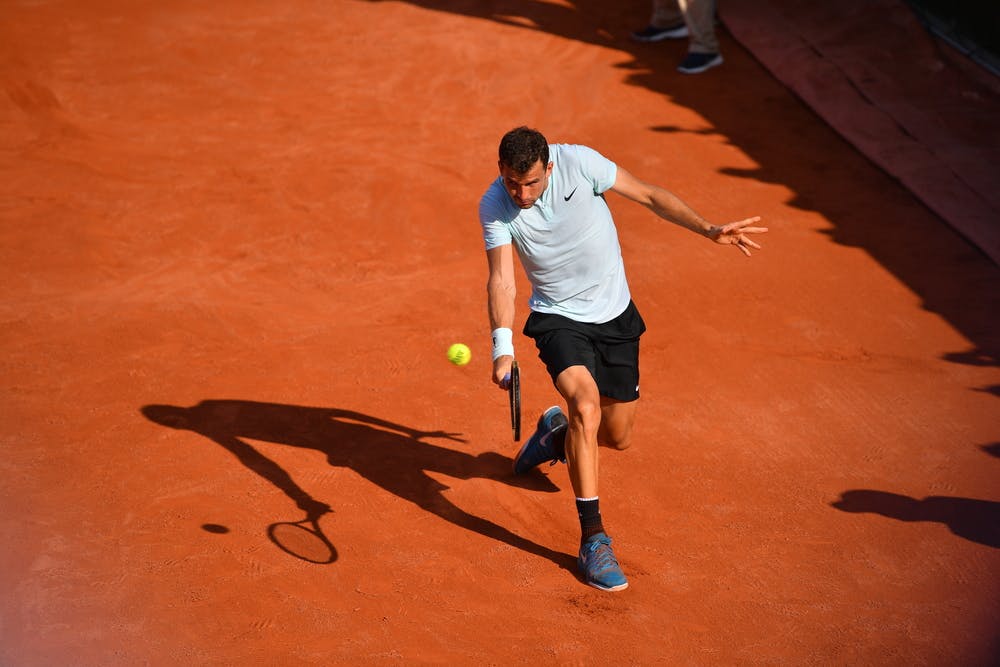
[{"xmin": 479, "ymin": 126, "xmax": 766, "ymax": 591}]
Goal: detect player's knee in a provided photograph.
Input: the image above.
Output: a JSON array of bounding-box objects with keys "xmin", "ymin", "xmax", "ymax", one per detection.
[
  {"xmin": 568, "ymin": 398, "xmax": 602, "ymax": 433},
  {"xmin": 599, "ymin": 420, "xmax": 634, "ymax": 450},
  {"xmin": 610, "ymin": 435, "xmax": 632, "ymax": 451},
  {"xmin": 601, "ymin": 429, "xmax": 632, "ymax": 451}
]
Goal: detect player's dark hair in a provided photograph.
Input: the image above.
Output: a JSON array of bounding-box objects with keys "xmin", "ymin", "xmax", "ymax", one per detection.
[{"xmin": 498, "ymin": 126, "xmax": 549, "ymax": 174}]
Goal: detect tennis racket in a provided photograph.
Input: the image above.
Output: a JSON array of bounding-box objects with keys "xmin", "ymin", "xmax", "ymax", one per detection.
[{"xmin": 509, "ymin": 359, "xmax": 521, "ymax": 441}]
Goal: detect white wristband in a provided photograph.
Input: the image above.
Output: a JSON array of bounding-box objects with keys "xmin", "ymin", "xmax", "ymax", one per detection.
[{"xmin": 491, "ymin": 327, "xmax": 514, "ymax": 360}]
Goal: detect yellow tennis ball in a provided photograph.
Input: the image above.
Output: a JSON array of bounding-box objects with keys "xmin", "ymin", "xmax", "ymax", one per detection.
[{"xmin": 447, "ymin": 343, "xmax": 471, "ymax": 366}]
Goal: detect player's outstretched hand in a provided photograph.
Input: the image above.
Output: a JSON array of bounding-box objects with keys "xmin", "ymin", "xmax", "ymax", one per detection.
[{"xmin": 709, "ymin": 216, "xmax": 768, "ymax": 256}]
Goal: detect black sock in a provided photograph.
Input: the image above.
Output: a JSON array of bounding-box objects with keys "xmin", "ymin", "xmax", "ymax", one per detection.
[{"xmin": 576, "ymin": 497, "xmax": 605, "ymax": 542}]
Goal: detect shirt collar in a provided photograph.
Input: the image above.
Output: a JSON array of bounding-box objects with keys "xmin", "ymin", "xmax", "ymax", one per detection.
[{"xmin": 534, "ymin": 169, "xmax": 554, "ymax": 220}]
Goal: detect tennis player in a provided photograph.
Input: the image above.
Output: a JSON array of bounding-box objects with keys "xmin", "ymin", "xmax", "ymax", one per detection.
[{"xmin": 479, "ymin": 126, "xmax": 766, "ymax": 591}]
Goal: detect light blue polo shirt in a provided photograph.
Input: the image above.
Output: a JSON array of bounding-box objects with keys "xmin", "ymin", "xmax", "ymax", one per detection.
[{"xmin": 479, "ymin": 143, "xmax": 631, "ymax": 324}]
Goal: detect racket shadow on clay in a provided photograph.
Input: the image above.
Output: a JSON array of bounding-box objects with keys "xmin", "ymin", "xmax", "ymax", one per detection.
[
  {"xmin": 268, "ymin": 503, "xmax": 337, "ymax": 564},
  {"xmin": 142, "ymin": 400, "xmax": 570, "ymax": 571}
]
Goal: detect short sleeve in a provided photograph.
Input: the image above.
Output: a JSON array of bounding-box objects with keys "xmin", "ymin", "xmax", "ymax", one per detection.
[
  {"xmin": 478, "ymin": 182, "xmax": 513, "ymax": 250},
  {"xmin": 572, "ymin": 144, "xmax": 617, "ymax": 194}
]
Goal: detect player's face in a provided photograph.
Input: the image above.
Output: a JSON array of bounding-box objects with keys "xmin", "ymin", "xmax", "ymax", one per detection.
[{"xmin": 499, "ymin": 159, "xmax": 553, "ymax": 209}]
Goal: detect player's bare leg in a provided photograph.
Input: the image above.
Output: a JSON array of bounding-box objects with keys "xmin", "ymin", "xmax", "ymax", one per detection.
[
  {"xmin": 554, "ymin": 365, "xmax": 602, "ymax": 498},
  {"xmin": 555, "ymin": 364, "xmax": 629, "ymax": 591},
  {"xmin": 598, "ymin": 397, "xmax": 638, "ymax": 451}
]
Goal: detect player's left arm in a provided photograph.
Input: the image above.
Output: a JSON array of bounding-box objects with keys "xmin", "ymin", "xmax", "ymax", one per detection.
[{"xmin": 609, "ymin": 165, "xmax": 767, "ymax": 256}]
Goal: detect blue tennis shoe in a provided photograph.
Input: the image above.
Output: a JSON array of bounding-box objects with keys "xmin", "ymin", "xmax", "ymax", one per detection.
[
  {"xmin": 578, "ymin": 532, "xmax": 628, "ymax": 591},
  {"xmin": 512, "ymin": 405, "xmax": 567, "ymax": 474}
]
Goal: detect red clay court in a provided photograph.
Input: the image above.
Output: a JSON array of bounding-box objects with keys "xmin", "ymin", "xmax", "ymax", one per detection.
[{"xmin": 2, "ymin": 0, "xmax": 998, "ymax": 664}]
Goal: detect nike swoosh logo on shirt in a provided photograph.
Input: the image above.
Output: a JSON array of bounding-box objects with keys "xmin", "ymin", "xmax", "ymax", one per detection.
[{"xmin": 564, "ymin": 187, "xmax": 578, "ymax": 201}]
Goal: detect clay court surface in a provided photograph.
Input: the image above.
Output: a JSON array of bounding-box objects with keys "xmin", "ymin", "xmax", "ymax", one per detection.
[{"xmin": 2, "ymin": 0, "xmax": 998, "ymax": 664}]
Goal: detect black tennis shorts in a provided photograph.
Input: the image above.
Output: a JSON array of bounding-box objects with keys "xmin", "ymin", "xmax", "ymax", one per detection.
[{"xmin": 523, "ymin": 300, "xmax": 646, "ymax": 402}]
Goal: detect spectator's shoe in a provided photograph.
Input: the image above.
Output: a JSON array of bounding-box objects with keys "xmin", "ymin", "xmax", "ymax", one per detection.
[
  {"xmin": 677, "ymin": 52, "xmax": 723, "ymax": 74},
  {"xmin": 631, "ymin": 23, "xmax": 689, "ymax": 42},
  {"xmin": 512, "ymin": 406, "xmax": 568, "ymax": 474},
  {"xmin": 578, "ymin": 532, "xmax": 628, "ymax": 591}
]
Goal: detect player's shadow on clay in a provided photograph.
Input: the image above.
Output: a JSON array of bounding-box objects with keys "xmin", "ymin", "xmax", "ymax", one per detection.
[
  {"xmin": 831, "ymin": 490, "xmax": 1000, "ymax": 549},
  {"xmin": 141, "ymin": 399, "xmax": 573, "ymax": 569}
]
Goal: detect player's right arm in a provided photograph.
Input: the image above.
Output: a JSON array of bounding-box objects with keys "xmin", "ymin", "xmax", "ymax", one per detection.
[{"xmin": 486, "ymin": 243, "xmax": 516, "ymax": 389}]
